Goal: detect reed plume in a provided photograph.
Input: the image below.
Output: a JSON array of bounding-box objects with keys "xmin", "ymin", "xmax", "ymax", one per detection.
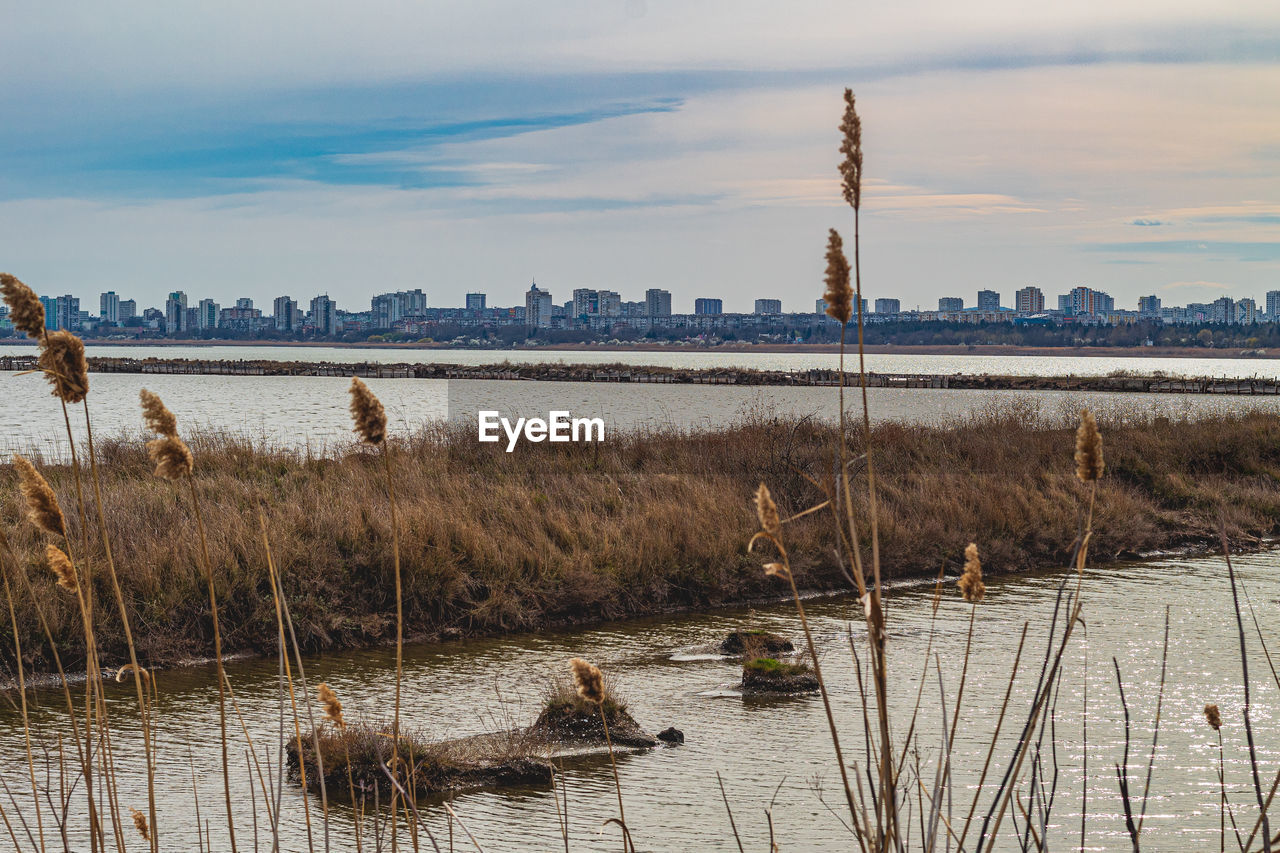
[
  {"xmin": 130, "ymin": 808, "xmax": 150, "ymax": 841},
  {"xmin": 318, "ymin": 683, "xmax": 345, "ymax": 728},
  {"xmin": 822, "ymin": 229, "xmax": 852, "ymax": 325},
  {"xmin": 38, "ymin": 329, "xmax": 90, "ymax": 404},
  {"xmin": 13, "ymin": 454, "xmax": 66, "ymax": 537},
  {"xmin": 958, "ymin": 542, "xmax": 985, "ymax": 603},
  {"xmin": 0, "ymin": 273, "xmax": 46, "ymax": 339},
  {"xmin": 115, "ymin": 663, "xmax": 151, "ymax": 685},
  {"xmin": 1075, "ymin": 409, "xmax": 1104, "ymax": 482},
  {"xmin": 570, "ymin": 658, "xmax": 605, "ymax": 705},
  {"xmin": 754, "ymin": 483, "xmax": 782, "ymax": 539},
  {"xmin": 46, "ymin": 544, "xmax": 78, "ymax": 591},
  {"xmin": 139, "ymin": 389, "xmax": 179, "ymax": 438},
  {"xmin": 838, "ymin": 88, "xmax": 863, "ymax": 211},
  {"xmin": 349, "ymin": 378, "xmax": 387, "ymax": 445},
  {"xmin": 147, "ymin": 435, "xmax": 194, "ymax": 481},
  {"xmin": 1205, "ymin": 703, "xmax": 1222, "ymax": 731}
]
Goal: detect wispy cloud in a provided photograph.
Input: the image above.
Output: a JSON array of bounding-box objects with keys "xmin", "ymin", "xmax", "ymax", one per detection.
[
  {"xmin": 1085, "ymin": 241, "xmax": 1280, "ymax": 262},
  {"xmin": 1130, "ymin": 218, "xmax": 1167, "ymax": 226},
  {"xmin": 1160, "ymin": 280, "xmax": 1234, "ymax": 291}
]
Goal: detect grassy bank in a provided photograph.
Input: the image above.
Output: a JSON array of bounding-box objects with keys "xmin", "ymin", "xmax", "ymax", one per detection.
[{"xmin": 5, "ymin": 406, "xmax": 1280, "ymax": 673}]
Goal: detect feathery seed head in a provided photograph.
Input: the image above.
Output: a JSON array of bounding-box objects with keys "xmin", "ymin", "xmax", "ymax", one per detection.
[
  {"xmin": 838, "ymin": 88, "xmax": 863, "ymax": 211},
  {"xmin": 823, "ymin": 229, "xmax": 853, "ymax": 325},
  {"xmin": 13, "ymin": 455, "xmax": 66, "ymax": 538},
  {"xmin": 958, "ymin": 542, "xmax": 985, "ymax": 603},
  {"xmin": 1, "ymin": 274, "xmax": 45, "ymax": 339},
  {"xmin": 1074, "ymin": 409, "xmax": 1104, "ymax": 482},
  {"xmin": 754, "ymin": 483, "xmax": 782, "ymax": 538},
  {"xmin": 45, "ymin": 544, "xmax": 77, "ymax": 592},
  {"xmin": 38, "ymin": 330, "xmax": 89, "ymax": 404},
  {"xmin": 349, "ymin": 377, "xmax": 387, "ymax": 445},
  {"xmin": 570, "ymin": 657, "xmax": 605, "ymax": 705},
  {"xmin": 147, "ymin": 435, "xmax": 193, "ymax": 481},
  {"xmin": 1204, "ymin": 703, "xmax": 1222, "ymax": 731},
  {"xmin": 139, "ymin": 389, "xmax": 179, "ymax": 438},
  {"xmin": 130, "ymin": 808, "xmax": 150, "ymax": 842},
  {"xmin": 318, "ymin": 682, "xmax": 345, "ymax": 728}
]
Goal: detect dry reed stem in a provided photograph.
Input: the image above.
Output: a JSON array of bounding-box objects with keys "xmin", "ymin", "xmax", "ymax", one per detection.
[
  {"xmin": 569, "ymin": 658, "xmax": 630, "ymax": 853},
  {"xmin": 82, "ymin": 401, "xmax": 160, "ymax": 853},
  {"xmin": 3, "ymin": 574, "xmax": 46, "ymax": 852}
]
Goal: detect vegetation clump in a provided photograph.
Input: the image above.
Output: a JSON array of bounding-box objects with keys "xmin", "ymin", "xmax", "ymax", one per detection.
[
  {"xmin": 286, "ymin": 721, "xmax": 552, "ymax": 798},
  {"xmin": 532, "ymin": 673, "xmax": 658, "ymax": 748},
  {"xmin": 739, "ymin": 656, "xmax": 819, "ymax": 694},
  {"xmin": 720, "ymin": 629, "xmax": 794, "ymax": 657}
]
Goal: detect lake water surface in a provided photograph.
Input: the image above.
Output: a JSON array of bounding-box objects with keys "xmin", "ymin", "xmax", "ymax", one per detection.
[{"xmin": 2, "ymin": 553, "xmax": 1277, "ymax": 851}]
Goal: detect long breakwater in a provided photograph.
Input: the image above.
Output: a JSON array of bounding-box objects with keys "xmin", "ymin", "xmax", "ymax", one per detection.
[{"xmin": 4, "ymin": 353, "xmax": 1280, "ymax": 393}]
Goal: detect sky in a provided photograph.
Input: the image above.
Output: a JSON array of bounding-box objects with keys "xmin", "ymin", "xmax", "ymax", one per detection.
[{"xmin": 1, "ymin": 1, "xmax": 1278, "ymax": 314}]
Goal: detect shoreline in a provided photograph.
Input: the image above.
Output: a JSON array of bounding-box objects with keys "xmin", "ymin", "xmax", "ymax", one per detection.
[
  {"xmin": 4, "ymin": 338, "xmax": 1277, "ymax": 360},
  {"xmin": 5, "ymin": 411, "xmax": 1280, "ymax": 677}
]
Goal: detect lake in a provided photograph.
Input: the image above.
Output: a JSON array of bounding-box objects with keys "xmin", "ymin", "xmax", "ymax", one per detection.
[{"xmin": 1, "ymin": 552, "xmax": 1276, "ymax": 851}]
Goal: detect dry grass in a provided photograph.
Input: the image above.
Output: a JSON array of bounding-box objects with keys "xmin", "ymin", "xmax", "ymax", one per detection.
[{"xmin": 5, "ymin": 406, "xmax": 1280, "ymax": 672}]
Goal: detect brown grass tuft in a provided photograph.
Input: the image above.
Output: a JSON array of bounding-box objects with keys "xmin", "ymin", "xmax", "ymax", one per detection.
[
  {"xmin": 13, "ymin": 455, "xmax": 66, "ymax": 538},
  {"xmin": 838, "ymin": 88, "xmax": 863, "ymax": 211},
  {"xmin": 139, "ymin": 389, "xmax": 179, "ymax": 438},
  {"xmin": 0, "ymin": 273, "xmax": 46, "ymax": 339},
  {"xmin": 822, "ymin": 229, "xmax": 853, "ymax": 325},
  {"xmin": 1075, "ymin": 409, "xmax": 1105, "ymax": 482},
  {"xmin": 348, "ymin": 377, "xmax": 387, "ymax": 445},
  {"xmin": 570, "ymin": 657, "xmax": 605, "ymax": 706},
  {"xmin": 958, "ymin": 542, "xmax": 985, "ymax": 603},
  {"xmin": 1205, "ymin": 703, "xmax": 1222, "ymax": 731},
  {"xmin": 146, "ymin": 436, "xmax": 193, "ymax": 481},
  {"xmin": 37, "ymin": 330, "xmax": 90, "ymax": 404},
  {"xmin": 45, "ymin": 544, "xmax": 77, "ymax": 592}
]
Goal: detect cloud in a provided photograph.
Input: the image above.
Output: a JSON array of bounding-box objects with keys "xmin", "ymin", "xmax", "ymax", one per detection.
[
  {"xmin": 1130, "ymin": 218, "xmax": 1167, "ymax": 226},
  {"xmin": 1161, "ymin": 280, "xmax": 1233, "ymax": 291},
  {"xmin": 1085, "ymin": 241, "xmax": 1280, "ymax": 261}
]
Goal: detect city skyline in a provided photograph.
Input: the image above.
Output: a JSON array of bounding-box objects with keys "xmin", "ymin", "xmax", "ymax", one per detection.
[{"xmin": 1, "ymin": 3, "xmax": 1278, "ymax": 310}]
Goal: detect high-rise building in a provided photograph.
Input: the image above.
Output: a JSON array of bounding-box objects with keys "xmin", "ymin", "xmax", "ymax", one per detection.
[
  {"xmin": 755, "ymin": 299, "xmax": 783, "ymax": 314},
  {"xmin": 197, "ymin": 298, "xmax": 220, "ymax": 330},
  {"xmin": 165, "ymin": 291, "xmax": 188, "ymax": 335},
  {"xmin": 39, "ymin": 296, "xmax": 57, "ymax": 330},
  {"xmin": 645, "ymin": 288, "xmax": 672, "ymax": 317},
  {"xmin": 938, "ymin": 297, "xmax": 964, "ymax": 312},
  {"xmin": 1267, "ymin": 291, "xmax": 1280, "ymax": 319},
  {"xmin": 274, "ymin": 296, "xmax": 298, "ymax": 332},
  {"xmin": 694, "ymin": 298, "xmax": 723, "ymax": 315},
  {"xmin": 118, "ymin": 299, "xmax": 136, "ymax": 323},
  {"xmin": 466, "ymin": 293, "xmax": 486, "ymax": 311},
  {"xmin": 572, "ymin": 289, "xmax": 599, "ymax": 319},
  {"xmin": 371, "ymin": 289, "xmax": 427, "ymax": 328},
  {"xmin": 1211, "ymin": 296, "xmax": 1235, "ymax": 324},
  {"xmin": 873, "ymin": 298, "xmax": 899, "ymax": 315},
  {"xmin": 1138, "ymin": 295, "xmax": 1162, "ymax": 317},
  {"xmin": 977, "ymin": 290, "xmax": 1000, "ymax": 311},
  {"xmin": 1237, "ymin": 298, "xmax": 1257, "ymax": 325},
  {"xmin": 100, "ymin": 291, "xmax": 120, "ymax": 325},
  {"xmin": 1058, "ymin": 294, "xmax": 1073, "ymax": 315},
  {"xmin": 310, "ymin": 294, "xmax": 338, "ymax": 336},
  {"xmin": 1014, "ymin": 287, "xmax": 1044, "ymax": 314},
  {"xmin": 1070, "ymin": 286, "xmax": 1113, "ymax": 317},
  {"xmin": 55, "ymin": 295, "xmax": 80, "ymax": 331},
  {"xmin": 598, "ymin": 290, "xmax": 622, "ymax": 318},
  {"xmin": 525, "ymin": 282, "xmax": 553, "ymax": 328},
  {"xmin": 235, "ymin": 297, "xmax": 253, "ymax": 310}
]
